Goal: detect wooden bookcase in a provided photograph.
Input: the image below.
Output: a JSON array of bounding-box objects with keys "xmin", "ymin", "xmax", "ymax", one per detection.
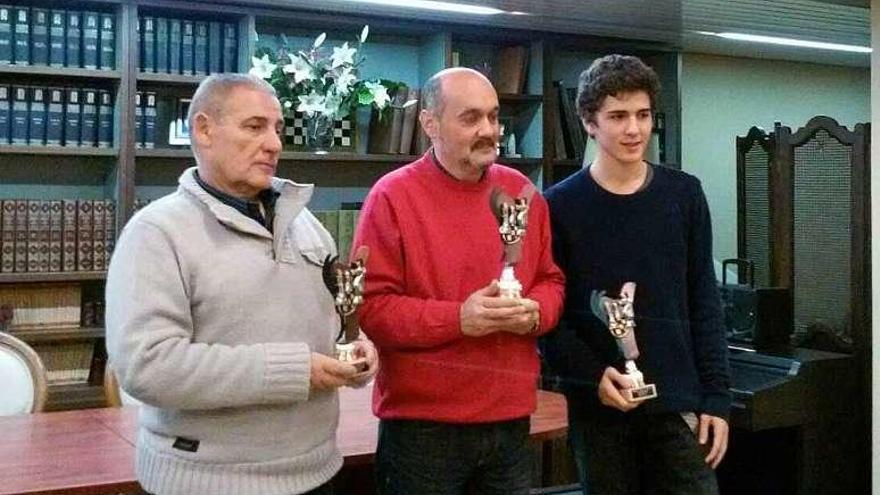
[{"xmin": 0, "ymin": 0, "xmax": 680, "ymax": 410}]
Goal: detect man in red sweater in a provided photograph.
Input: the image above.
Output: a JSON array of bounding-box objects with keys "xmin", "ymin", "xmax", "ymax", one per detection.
[{"xmin": 354, "ymin": 68, "xmax": 565, "ymax": 494}]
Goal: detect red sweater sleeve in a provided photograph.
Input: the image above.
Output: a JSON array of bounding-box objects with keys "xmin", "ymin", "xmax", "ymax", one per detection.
[
  {"xmin": 526, "ymin": 194, "xmax": 566, "ymax": 336},
  {"xmin": 353, "ymin": 187, "xmax": 463, "ymax": 350}
]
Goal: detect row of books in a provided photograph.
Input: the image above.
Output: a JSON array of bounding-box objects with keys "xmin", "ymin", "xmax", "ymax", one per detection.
[
  {"xmin": 0, "ymin": 6, "xmax": 115, "ymax": 69},
  {"xmin": 367, "ymin": 86, "xmax": 427, "ymax": 155},
  {"xmin": 312, "ymin": 208, "xmax": 361, "ymax": 263},
  {"xmin": 138, "ymin": 15, "xmax": 239, "ymax": 75},
  {"xmin": 0, "ymin": 85, "xmax": 114, "ymax": 147},
  {"xmin": 0, "ymin": 282, "xmax": 81, "ymax": 330},
  {"xmin": 134, "ymin": 92, "xmax": 157, "ymax": 149},
  {"xmin": 0, "ymin": 199, "xmax": 116, "ymax": 274}
]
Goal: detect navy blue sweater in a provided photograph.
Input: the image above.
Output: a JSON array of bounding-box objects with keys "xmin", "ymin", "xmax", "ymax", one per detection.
[{"xmin": 542, "ymin": 165, "xmax": 731, "ymax": 419}]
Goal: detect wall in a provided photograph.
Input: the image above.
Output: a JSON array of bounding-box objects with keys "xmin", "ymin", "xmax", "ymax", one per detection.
[{"xmin": 680, "ymin": 53, "xmax": 870, "ymax": 263}]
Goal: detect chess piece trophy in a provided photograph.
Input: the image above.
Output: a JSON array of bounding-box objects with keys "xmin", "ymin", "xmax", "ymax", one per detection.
[
  {"xmin": 591, "ymin": 282, "xmax": 658, "ymax": 402},
  {"xmin": 323, "ymin": 246, "xmax": 369, "ymax": 369},
  {"xmin": 490, "ymin": 187, "xmax": 533, "ymax": 299}
]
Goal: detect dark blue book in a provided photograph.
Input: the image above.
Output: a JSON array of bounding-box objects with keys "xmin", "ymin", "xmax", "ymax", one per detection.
[
  {"xmin": 66, "ymin": 11, "xmax": 81, "ymax": 68},
  {"xmin": 28, "ymin": 87, "xmax": 46, "ymax": 145},
  {"xmin": 99, "ymin": 13, "xmax": 114, "ymax": 70},
  {"xmin": 155, "ymin": 17, "xmax": 168, "ymax": 73},
  {"xmin": 181, "ymin": 20, "xmax": 193, "ymax": 75},
  {"xmin": 81, "ymin": 89, "xmax": 97, "ymax": 147},
  {"xmin": 82, "ymin": 12, "xmax": 99, "ymax": 69},
  {"xmin": 0, "ymin": 6, "xmax": 10, "ymax": 65},
  {"xmin": 46, "ymin": 88, "xmax": 64, "ymax": 146},
  {"xmin": 194, "ymin": 21, "xmax": 207, "ymax": 75},
  {"xmin": 135, "ymin": 92, "xmax": 143, "ymax": 148},
  {"xmin": 141, "ymin": 16, "xmax": 155, "ymax": 72},
  {"xmin": 10, "ymin": 86, "xmax": 28, "ymax": 145},
  {"xmin": 222, "ymin": 22, "xmax": 236, "ymax": 73},
  {"xmin": 64, "ymin": 89, "xmax": 81, "ymax": 146},
  {"xmin": 144, "ymin": 92, "xmax": 156, "ymax": 149},
  {"xmin": 97, "ymin": 90, "xmax": 112, "ymax": 148},
  {"xmin": 0, "ymin": 86, "xmax": 10, "ymax": 145},
  {"xmin": 12, "ymin": 7, "xmax": 27, "ymax": 65},
  {"xmin": 168, "ymin": 19, "xmax": 181, "ymax": 74},
  {"xmin": 30, "ymin": 9, "xmax": 48, "ymax": 66},
  {"xmin": 208, "ymin": 21, "xmax": 221, "ymax": 74},
  {"xmin": 48, "ymin": 11, "xmax": 64, "ymax": 67}
]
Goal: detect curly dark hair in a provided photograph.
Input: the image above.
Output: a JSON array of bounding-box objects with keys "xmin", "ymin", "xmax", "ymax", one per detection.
[{"xmin": 576, "ymin": 54, "xmax": 660, "ymax": 123}]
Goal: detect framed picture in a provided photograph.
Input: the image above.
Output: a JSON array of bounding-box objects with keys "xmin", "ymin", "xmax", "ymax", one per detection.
[
  {"xmin": 284, "ymin": 111, "xmax": 356, "ymax": 152},
  {"xmin": 168, "ymin": 98, "xmax": 192, "ymax": 146}
]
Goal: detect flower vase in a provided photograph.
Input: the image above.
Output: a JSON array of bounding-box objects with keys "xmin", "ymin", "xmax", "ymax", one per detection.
[{"xmin": 306, "ymin": 114, "xmax": 335, "ymax": 154}]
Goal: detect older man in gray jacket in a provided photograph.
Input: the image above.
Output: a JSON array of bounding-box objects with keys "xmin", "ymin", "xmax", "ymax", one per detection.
[{"xmin": 106, "ymin": 74, "xmax": 377, "ymax": 495}]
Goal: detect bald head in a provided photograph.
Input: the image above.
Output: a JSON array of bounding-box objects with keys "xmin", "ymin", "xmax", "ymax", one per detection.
[{"xmin": 421, "ymin": 67, "xmax": 494, "ymax": 116}]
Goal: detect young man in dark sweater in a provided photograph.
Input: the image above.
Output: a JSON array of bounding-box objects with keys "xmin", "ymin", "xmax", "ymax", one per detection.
[{"xmin": 542, "ymin": 55, "xmax": 730, "ymax": 494}]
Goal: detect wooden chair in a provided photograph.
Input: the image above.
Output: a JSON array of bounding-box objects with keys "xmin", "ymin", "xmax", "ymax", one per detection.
[
  {"xmin": 0, "ymin": 332, "xmax": 48, "ymax": 414},
  {"xmin": 104, "ymin": 361, "xmax": 140, "ymax": 408}
]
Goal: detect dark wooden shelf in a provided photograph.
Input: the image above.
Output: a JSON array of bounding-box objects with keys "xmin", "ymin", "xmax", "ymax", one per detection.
[
  {"xmin": 552, "ymin": 159, "xmax": 583, "ymax": 167},
  {"xmin": 0, "ymin": 271, "xmax": 107, "ymax": 284},
  {"xmin": 0, "ymin": 146, "xmax": 118, "ymax": 157},
  {"xmin": 0, "ymin": 65, "xmax": 122, "ymax": 80},
  {"xmin": 137, "ymin": 72, "xmax": 206, "ymax": 85},
  {"xmin": 499, "ymin": 93, "xmax": 543, "ymax": 103},
  {"xmin": 280, "ymin": 152, "xmax": 420, "ymax": 163},
  {"xmin": 136, "ymin": 148, "xmax": 192, "ymax": 158},
  {"xmin": 498, "ymin": 157, "xmax": 543, "ymax": 168},
  {"xmin": 48, "ymin": 382, "xmax": 106, "ymax": 411},
  {"xmin": 12, "ymin": 327, "xmax": 105, "ymax": 344}
]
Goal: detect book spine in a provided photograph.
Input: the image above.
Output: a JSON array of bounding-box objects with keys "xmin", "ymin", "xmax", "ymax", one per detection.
[
  {"xmin": 61, "ymin": 200, "xmax": 77, "ymax": 272},
  {"xmin": 194, "ymin": 21, "xmax": 207, "ymax": 75},
  {"xmin": 181, "ymin": 20, "xmax": 194, "ymax": 75},
  {"xmin": 38, "ymin": 201, "xmax": 51, "ymax": 272},
  {"xmin": 141, "ymin": 16, "xmax": 154, "ymax": 72},
  {"xmin": 222, "ymin": 22, "xmax": 236, "ymax": 73},
  {"xmin": 76, "ymin": 200, "xmax": 93, "ymax": 271},
  {"xmin": 48, "ymin": 200, "xmax": 62, "ymax": 272},
  {"xmin": 31, "ymin": 9, "xmax": 48, "ymax": 66},
  {"xmin": 66, "ymin": 11, "xmax": 81, "ymax": 68},
  {"xmin": 104, "ymin": 200, "xmax": 115, "ymax": 263},
  {"xmin": 97, "ymin": 90, "xmax": 113, "ymax": 148},
  {"xmin": 144, "ymin": 92, "xmax": 156, "ymax": 149},
  {"xmin": 80, "ymin": 89, "xmax": 98, "ymax": 147},
  {"xmin": 82, "ymin": 12, "xmax": 99, "ymax": 69},
  {"xmin": 208, "ymin": 21, "xmax": 221, "ymax": 74},
  {"xmin": 99, "ymin": 13, "xmax": 115, "ymax": 70},
  {"xmin": 134, "ymin": 92, "xmax": 143, "ymax": 148},
  {"xmin": 92, "ymin": 199, "xmax": 105, "ymax": 271},
  {"xmin": 10, "ymin": 86, "xmax": 28, "ymax": 145},
  {"xmin": 65, "ymin": 89, "xmax": 81, "ymax": 147},
  {"xmin": 26, "ymin": 200, "xmax": 40, "ymax": 272},
  {"xmin": 12, "ymin": 6, "xmax": 27, "ymax": 65},
  {"xmin": 0, "ymin": 200, "xmax": 14, "ymax": 273},
  {"xmin": 48, "ymin": 10, "xmax": 64, "ymax": 67},
  {"xmin": 155, "ymin": 17, "xmax": 168, "ymax": 73},
  {"xmin": 0, "ymin": 85, "xmax": 9, "ymax": 145},
  {"xmin": 13, "ymin": 200, "xmax": 27, "ymax": 272},
  {"xmin": 168, "ymin": 19, "xmax": 181, "ymax": 74},
  {"xmin": 0, "ymin": 6, "xmax": 11, "ymax": 65},
  {"xmin": 28, "ymin": 87, "xmax": 46, "ymax": 146}
]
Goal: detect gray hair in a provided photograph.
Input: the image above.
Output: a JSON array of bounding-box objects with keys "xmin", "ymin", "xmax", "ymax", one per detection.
[
  {"xmin": 421, "ymin": 67, "xmax": 492, "ymax": 116},
  {"xmin": 187, "ymin": 73, "xmax": 277, "ymax": 128}
]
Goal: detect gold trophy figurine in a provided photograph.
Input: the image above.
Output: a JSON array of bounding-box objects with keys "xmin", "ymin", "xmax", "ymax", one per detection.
[
  {"xmin": 591, "ymin": 282, "xmax": 658, "ymax": 402},
  {"xmin": 491, "ymin": 187, "xmax": 533, "ymax": 299},
  {"xmin": 323, "ymin": 246, "xmax": 369, "ymax": 368}
]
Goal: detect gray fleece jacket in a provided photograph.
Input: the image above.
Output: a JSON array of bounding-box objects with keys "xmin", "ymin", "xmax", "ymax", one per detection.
[{"xmin": 106, "ymin": 168, "xmax": 342, "ymax": 495}]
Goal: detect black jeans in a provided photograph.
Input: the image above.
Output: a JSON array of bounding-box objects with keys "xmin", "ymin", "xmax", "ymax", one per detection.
[
  {"xmin": 569, "ymin": 410, "xmax": 719, "ymax": 495},
  {"xmin": 375, "ymin": 418, "xmax": 532, "ymax": 495}
]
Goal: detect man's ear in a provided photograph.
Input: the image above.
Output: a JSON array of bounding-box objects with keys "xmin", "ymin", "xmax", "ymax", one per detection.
[
  {"xmin": 583, "ymin": 117, "xmax": 595, "ymax": 139},
  {"xmin": 192, "ymin": 112, "xmax": 213, "ymax": 148},
  {"xmin": 419, "ymin": 109, "xmax": 438, "ymax": 140}
]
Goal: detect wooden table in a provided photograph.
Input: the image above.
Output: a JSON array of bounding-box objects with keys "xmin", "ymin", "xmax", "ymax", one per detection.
[{"xmin": 0, "ymin": 387, "xmax": 567, "ymax": 495}]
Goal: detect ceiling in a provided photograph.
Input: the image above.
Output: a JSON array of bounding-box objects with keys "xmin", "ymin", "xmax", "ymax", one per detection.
[{"xmin": 244, "ymin": 0, "xmax": 870, "ymax": 67}]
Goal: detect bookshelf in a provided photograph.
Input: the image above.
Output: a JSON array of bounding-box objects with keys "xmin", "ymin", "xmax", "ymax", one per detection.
[{"xmin": 0, "ymin": 0, "xmax": 681, "ymax": 410}]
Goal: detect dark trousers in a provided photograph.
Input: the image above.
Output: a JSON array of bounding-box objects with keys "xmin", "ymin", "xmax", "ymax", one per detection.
[
  {"xmin": 375, "ymin": 417, "xmax": 532, "ymax": 495},
  {"xmin": 569, "ymin": 410, "xmax": 719, "ymax": 495}
]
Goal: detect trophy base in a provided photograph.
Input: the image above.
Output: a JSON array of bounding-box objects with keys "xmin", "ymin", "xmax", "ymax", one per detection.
[
  {"xmin": 335, "ymin": 342, "xmax": 367, "ymax": 372},
  {"xmin": 499, "ymin": 265, "xmax": 522, "ymax": 299},
  {"xmin": 623, "ymin": 384, "xmax": 657, "ymax": 402}
]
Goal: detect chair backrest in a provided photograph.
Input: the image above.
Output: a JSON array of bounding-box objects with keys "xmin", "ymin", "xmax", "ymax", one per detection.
[
  {"xmin": 103, "ymin": 361, "xmax": 140, "ymax": 408},
  {"xmin": 0, "ymin": 332, "xmax": 48, "ymax": 414}
]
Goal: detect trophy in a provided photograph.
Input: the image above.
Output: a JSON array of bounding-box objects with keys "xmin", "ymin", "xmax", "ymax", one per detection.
[
  {"xmin": 490, "ymin": 187, "xmax": 533, "ymax": 299},
  {"xmin": 591, "ymin": 282, "xmax": 658, "ymax": 402},
  {"xmin": 323, "ymin": 246, "xmax": 369, "ymax": 368}
]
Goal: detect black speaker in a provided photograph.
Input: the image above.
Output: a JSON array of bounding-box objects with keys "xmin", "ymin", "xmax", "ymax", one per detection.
[{"xmin": 719, "ymin": 259, "xmax": 793, "ymax": 353}]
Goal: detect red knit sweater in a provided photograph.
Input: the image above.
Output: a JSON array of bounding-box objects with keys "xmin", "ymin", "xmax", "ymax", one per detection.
[{"xmin": 354, "ymin": 153, "xmax": 565, "ymax": 423}]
